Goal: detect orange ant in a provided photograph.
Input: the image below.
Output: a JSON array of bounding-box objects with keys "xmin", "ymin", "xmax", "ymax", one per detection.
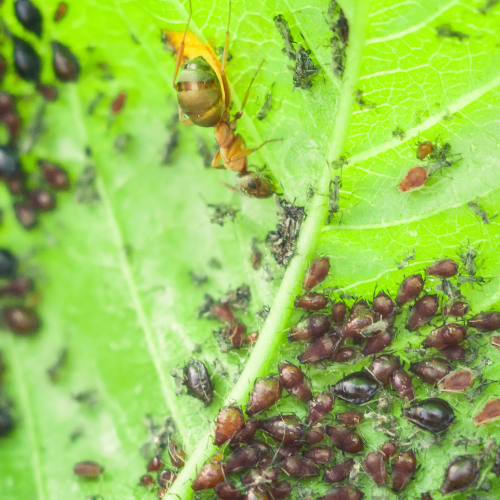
[{"xmin": 166, "ymin": 0, "xmax": 280, "ymax": 198}]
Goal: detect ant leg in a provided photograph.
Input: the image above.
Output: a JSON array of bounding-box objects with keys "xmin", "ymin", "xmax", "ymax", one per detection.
[
  {"xmin": 172, "ymin": 0, "xmax": 193, "ymax": 88},
  {"xmin": 220, "ymin": 0, "xmax": 232, "ymax": 112},
  {"xmin": 225, "ymin": 138, "xmax": 282, "ymax": 166},
  {"xmin": 231, "ymin": 60, "xmax": 265, "ymax": 127}
]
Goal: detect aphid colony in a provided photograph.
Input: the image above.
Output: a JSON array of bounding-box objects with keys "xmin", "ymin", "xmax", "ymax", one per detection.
[{"xmin": 165, "ymin": 247, "xmax": 500, "ymax": 499}]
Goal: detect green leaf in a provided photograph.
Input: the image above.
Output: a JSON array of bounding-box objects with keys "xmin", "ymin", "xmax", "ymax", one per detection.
[{"xmin": 0, "ymin": 0, "xmax": 499, "ymax": 499}]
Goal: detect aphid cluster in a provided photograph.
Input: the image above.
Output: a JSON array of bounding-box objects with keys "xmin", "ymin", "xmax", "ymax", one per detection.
[
  {"xmin": 327, "ymin": 2, "xmax": 349, "ymax": 77},
  {"xmin": 399, "ymin": 139, "xmax": 461, "ymax": 192}
]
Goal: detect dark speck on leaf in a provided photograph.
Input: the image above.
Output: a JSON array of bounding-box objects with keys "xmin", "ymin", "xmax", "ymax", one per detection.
[{"xmin": 436, "ymin": 25, "xmax": 469, "ymax": 41}]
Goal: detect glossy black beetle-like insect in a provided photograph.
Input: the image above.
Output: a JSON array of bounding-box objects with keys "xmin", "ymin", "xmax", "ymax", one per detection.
[
  {"xmin": 330, "ymin": 371, "xmax": 379, "ymax": 404},
  {"xmin": 14, "ymin": 0, "xmax": 43, "ymax": 37},
  {"xmin": 402, "ymin": 398, "xmax": 455, "ymax": 433},
  {"xmin": 183, "ymin": 359, "xmax": 213, "ymax": 405}
]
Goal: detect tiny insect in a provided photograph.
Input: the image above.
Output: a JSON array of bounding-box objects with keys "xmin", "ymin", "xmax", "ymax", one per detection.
[
  {"xmin": 52, "ymin": 41, "xmax": 80, "ymax": 81},
  {"xmin": 479, "ymin": 0, "xmax": 500, "ymax": 13},
  {"xmin": 364, "ymin": 452, "xmax": 387, "ymax": 487},
  {"xmin": 474, "ymin": 398, "xmax": 500, "ymax": 426},
  {"xmin": 440, "ymin": 455, "xmax": 479, "ymax": 495},
  {"xmin": 13, "ymin": 37, "xmax": 41, "ymax": 83},
  {"xmin": 355, "ymin": 90, "xmax": 376, "ymax": 109},
  {"xmin": 436, "ymin": 24, "xmax": 469, "ymax": 41},
  {"xmin": 410, "ymin": 358, "xmax": 450, "ymax": 385},
  {"xmin": 3, "ymin": 306, "xmax": 39, "ymax": 334},
  {"xmin": 416, "ymin": 140, "xmax": 433, "ymax": 160},
  {"xmin": 391, "ymin": 450, "xmax": 416, "ymax": 492},
  {"xmin": 467, "ymin": 201, "xmax": 497, "ymax": 224},
  {"xmin": 192, "ymin": 459, "xmax": 226, "ymax": 491},
  {"xmin": 426, "ymin": 259, "xmax": 459, "ymax": 278},
  {"xmin": 326, "ymin": 175, "xmax": 341, "ymax": 224},
  {"xmin": 307, "ymin": 391, "xmax": 334, "ymax": 424},
  {"xmin": 392, "ymin": 126, "xmax": 406, "ymax": 140},
  {"xmin": 274, "ymin": 15, "xmax": 296, "ymax": 59},
  {"xmin": 182, "ymin": 359, "xmax": 213, "ymax": 406},
  {"xmin": 468, "ymin": 311, "xmax": 500, "ymax": 331},
  {"xmin": 423, "ymin": 323, "xmax": 466, "ymax": 350},
  {"xmin": 111, "ymin": 91, "xmax": 127, "ymax": 114},
  {"xmin": 303, "ymin": 257, "xmax": 330, "ymax": 290},
  {"xmin": 405, "ymin": 294, "xmax": 439, "ymax": 331},
  {"xmin": 326, "ymin": 425, "xmax": 364, "ymax": 454},
  {"xmin": 323, "ymin": 459, "xmax": 354, "ymax": 483},
  {"xmin": 54, "ymin": 2, "xmax": 68, "ymax": 21},
  {"xmin": 390, "ymin": 370, "xmax": 415, "ymax": 401},
  {"xmin": 402, "ymin": 398, "xmax": 456, "ymax": 433},
  {"xmin": 291, "ymin": 44, "xmax": 322, "ymax": 90},
  {"xmin": 330, "ymin": 371, "xmax": 380, "ymax": 404},
  {"xmin": 457, "ymin": 275, "xmax": 486, "ymax": 286},
  {"xmin": 281, "ymin": 456, "xmax": 320, "ymax": 478},
  {"xmin": 288, "ymin": 313, "xmax": 332, "ymax": 342},
  {"xmin": 395, "ymin": 274, "xmax": 424, "ymax": 305},
  {"xmin": 214, "ymin": 406, "xmax": 245, "ymax": 446},
  {"xmin": 297, "ymin": 334, "xmax": 342, "ymax": 364},
  {"xmin": 279, "ymin": 362, "xmax": 312, "ymax": 402},
  {"xmin": 257, "ymin": 83, "xmax": 275, "ymax": 121},
  {"xmin": 14, "ymin": 0, "xmax": 42, "ymax": 38},
  {"xmin": 245, "ymin": 375, "xmax": 282, "ymax": 416},
  {"xmin": 74, "ymin": 461, "xmax": 104, "ymax": 478}
]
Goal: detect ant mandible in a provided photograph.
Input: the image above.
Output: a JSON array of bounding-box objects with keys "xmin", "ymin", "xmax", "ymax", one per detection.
[{"xmin": 168, "ymin": 0, "xmax": 280, "ymax": 198}]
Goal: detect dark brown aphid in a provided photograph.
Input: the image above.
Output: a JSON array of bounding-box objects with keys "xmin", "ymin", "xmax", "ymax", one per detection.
[
  {"xmin": 307, "ymin": 391, "xmax": 334, "ymax": 425},
  {"xmin": 246, "ymin": 376, "xmax": 282, "ymax": 416},
  {"xmin": 336, "ymin": 411, "xmax": 363, "ymax": 426},
  {"xmin": 468, "ymin": 311, "xmax": 500, "ymax": 332},
  {"xmin": 280, "ymin": 456, "xmax": 320, "ymax": 478},
  {"xmin": 5, "ymin": 172, "xmax": 25, "ymax": 194},
  {"xmin": 438, "ymin": 370, "xmax": 473, "ymax": 393},
  {"xmin": 417, "ymin": 141, "xmax": 433, "ymax": 160},
  {"xmin": 3, "ymin": 306, "xmax": 38, "ymax": 334},
  {"xmin": 52, "ymin": 41, "xmax": 80, "ymax": 81},
  {"xmin": 398, "ymin": 166, "xmax": 428, "ymax": 192},
  {"xmin": 245, "ymin": 331, "xmax": 259, "ymax": 345},
  {"xmin": 36, "ymin": 84, "xmax": 58, "ymax": 101},
  {"xmin": 38, "ymin": 160, "xmax": 70, "ymax": 190},
  {"xmin": 423, "ymin": 323, "xmax": 466, "ymax": 350},
  {"xmin": 330, "ymin": 371, "xmax": 379, "ymax": 404},
  {"xmin": 183, "ymin": 359, "xmax": 213, "ymax": 405},
  {"xmin": 74, "ymin": 461, "xmax": 104, "ymax": 478},
  {"xmin": 259, "ymin": 415, "xmax": 304, "ymax": 444},
  {"xmin": 111, "ymin": 91, "xmax": 127, "ymax": 114},
  {"xmin": 230, "ymin": 418, "xmax": 258, "ymax": 445},
  {"xmin": 331, "ymin": 302, "xmax": 347, "ymax": 323},
  {"xmin": 368, "ymin": 354, "xmax": 400, "ymax": 385},
  {"xmin": 410, "ymin": 358, "xmax": 450, "ymax": 385},
  {"xmin": 276, "ymin": 444, "xmax": 302, "ymax": 459},
  {"xmin": 396, "ymin": 274, "xmax": 424, "ymax": 306},
  {"xmin": 372, "ymin": 292, "xmax": 395, "ymax": 321},
  {"xmin": 14, "ymin": 0, "xmax": 42, "ymax": 37},
  {"xmin": 340, "ymin": 305, "xmax": 379, "ymax": 339},
  {"xmin": 326, "ymin": 426, "xmax": 364, "ymax": 454},
  {"xmin": 440, "ymin": 455, "xmax": 479, "ymax": 495},
  {"xmin": 0, "ymin": 277, "xmax": 33, "ymax": 298},
  {"xmin": 216, "ymin": 482, "xmax": 243, "ymax": 500},
  {"xmin": 140, "ymin": 474, "xmax": 154, "ymax": 487},
  {"xmin": 214, "ymin": 406, "xmax": 245, "ymax": 446},
  {"xmin": 421, "ymin": 493, "xmax": 433, "ymax": 500},
  {"xmin": 13, "ymin": 37, "xmax": 41, "ymax": 82},
  {"xmin": 364, "ymin": 451, "xmax": 386, "ymax": 486},
  {"xmin": 158, "ymin": 469, "xmax": 177, "ymax": 488},
  {"xmin": 426, "ymin": 259, "xmax": 458, "ymax": 278},
  {"xmin": 251, "ymin": 244, "xmax": 262, "ymax": 270},
  {"xmin": 270, "ymin": 481, "xmax": 291, "ymax": 500},
  {"xmin": 147, "ymin": 455, "xmax": 162, "ymax": 472},
  {"xmin": 406, "ymin": 294, "xmax": 439, "ymax": 331},
  {"xmin": 279, "ymin": 362, "xmax": 312, "ymax": 402},
  {"xmin": 54, "ymin": 2, "xmax": 67, "ymax": 21},
  {"xmin": 302, "ymin": 446, "xmax": 332, "ymax": 465},
  {"xmin": 295, "ymin": 293, "xmax": 329, "ymax": 311},
  {"xmin": 298, "ymin": 334, "xmax": 342, "ymax": 364},
  {"xmin": 443, "ymin": 300, "xmax": 469, "ymax": 317},
  {"xmin": 473, "ymin": 398, "xmax": 500, "ymax": 426},
  {"xmin": 317, "ymin": 485, "xmax": 364, "ymax": 500},
  {"xmin": 226, "ymin": 445, "xmax": 261, "ymax": 472},
  {"xmin": 14, "ymin": 201, "xmax": 38, "ymax": 229},
  {"xmin": 402, "ymin": 398, "xmax": 455, "ymax": 432},
  {"xmin": 168, "ymin": 440, "xmax": 185, "ymax": 468},
  {"xmin": 361, "ymin": 329, "xmax": 393, "ymax": 356},
  {"xmin": 390, "ymin": 450, "xmax": 416, "ymax": 492},
  {"xmin": 380, "ymin": 441, "xmax": 397, "ymax": 461},
  {"xmin": 0, "ymin": 249, "xmax": 18, "ymax": 278},
  {"xmin": 390, "ymin": 370, "xmax": 415, "ymax": 401},
  {"xmin": 27, "ymin": 189, "xmax": 56, "ymax": 212},
  {"xmin": 158, "ymin": 487, "xmax": 166, "ymax": 499},
  {"xmin": 323, "ymin": 459, "xmax": 354, "ymax": 483},
  {"xmin": 288, "ymin": 314, "xmax": 332, "ymax": 342},
  {"xmin": 440, "ymin": 345, "xmax": 465, "ymax": 360},
  {"xmin": 303, "ymin": 257, "xmax": 330, "ymax": 291},
  {"xmin": 333, "ymin": 346, "xmax": 356, "ymax": 363},
  {"xmin": 192, "ymin": 460, "xmax": 226, "ymax": 491}
]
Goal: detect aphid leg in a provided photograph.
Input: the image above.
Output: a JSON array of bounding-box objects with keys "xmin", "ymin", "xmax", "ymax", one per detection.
[
  {"xmin": 172, "ymin": 0, "xmax": 193, "ymax": 88},
  {"xmin": 224, "ymin": 138, "xmax": 282, "ymax": 168}
]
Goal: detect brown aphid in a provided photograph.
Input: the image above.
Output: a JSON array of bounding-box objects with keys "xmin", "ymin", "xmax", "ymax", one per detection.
[
  {"xmin": 364, "ymin": 451, "xmax": 386, "ymax": 487},
  {"xmin": 305, "ymin": 423, "xmax": 325, "ymax": 445},
  {"xmin": 441, "ymin": 345, "xmax": 465, "ymax": 361},
  {"xmin": 307, "ymin": 391, "xmax": 334, "ymax": 425},
  {"xmin": 38, "ymin": 160, "xmax": 70, "ymax": 190},
  {"xmin": 443, "ymin": 300, "xmax": 469, "ymax": 317},
  {"xmin": 340, "ymin": 305, "xmax": 379, "ymax": 339},
  {"xmin": 468, "ymin": 311, "xmax": 500, "ymax": 332},
  {"xmin": 147, "ymin": 455, "xmax": 162, "ymax": 472},
  {"xmin": 27, "ymin": 189, "xmax": 56, "ymax": 211},
  {"xmin": 192, "ymin": 461, "xmax": 226, "ymax": 491},
  {"xmin": 331, "ymin": 302, "xmax": 347, "ymax": 323},
  {"xmin": 5, "ymin": 172, "xmax": 25, "ymax": 195},
  {"xmin": 368, "ymin": 354, "xmax": 400, "ymax": 386},
  {"xmin": 288, "ymin": 314, "xmax": 332, "ymax": 342},
  {"xmin": 361, "ymin": 329, "xmax": 393, "ymax": 356},
  {"xmin": 390, "ymin": 370, "xmax": 415, "ymax": 401},
  {"xmin": 417, "ymin": 141, "xmax": 433, "ymax": 160},
  {"xmin": 326, "ymin": 426, "xmax": 364, "ymax": 454},
  {"xmin": 0, "ymin": 277, "xmax": 33, "ymax": 298},
  {"xmin": 270, "ymin": 481, "xmax": 292, "ymax": 500},
  {"xmin": 426, "ymin": 259, "xmax": 459, "ymax": 278},
  {"xmin": 213, "ymin": 302, "xmax": 236, "ymax": 324},
  {"xmin": 280, "ymin": 456, "xmax": 320, "ymax": 478},
  {"xmin": 158, "ymin": 469, "xmax": 177, "ymax": 488},
  {"xmin": 37, "ymin": 84, "xmax": 58, "ymax": 101},
  {"xmin": 245, "ymin": 332, "xmax": 259, "ymax": 345},
  {"xmin": 303, "ymin": 257, "xmax": 330, "ymax": 291},
  {"xmin": 14, "ymin": 201, "xmax": 38, "ymax": 229},
  {"xmin": 52, "ymin": 40, "xmax": 80, "ymax": 81},
  {"xmin": 183, "ymin": 359, "xmax": 213, "ymax": 405},
  {"xmin": 54, "ymin": 2, "xmax": 67, "ymax": 21},
  {"xmin": 474, "ymin": 398, "xmax": 500, "ymax": 426},
  {"xmin": 398, "ymin": 166, "xmax": 428, "ymax": 192},
  {"xmin": 3, "ymin": 306, "xmax": 38, "ymax": 334},
  {"xmin": 168, "ymin": 440, "xmax": 185, "ymax": 468},
  {"xmin": 440, "ymin": 455, "xmax": 479, "ymax": 495},
  {"xmin": 276, "ymin": 444, "xmax": 302, "ymax": 459},
  {"xmin": 423, "ymin": 323, "xmax": 466, "ymax": 350},
  {"xmin": 336, "ymin": 411, "xmax": 363, "ymax": 426},
  {"xmin": 259, "ymin": 415, "xmax": 304, "ymax": 444},
  {"xmin": 216, "ymin": 482, "xmax": 243, "ymax": 500},
  {"xmin": 246, "ymin": 376, "xmax": 282, "ymax": 416},
  {"xmin": 439, "ymin": 370, "xmax": 473, "ymax": 393},
  {"xmin": 298, "ymin": 334, "xmax": 342, "ymax": 364},
  {"xmin": 323, "ymin": 459, "xmax": 354, "ymax": 484},
  {"xmin": 140, "ymin": 474, "xmax": 154, "ymax": 487},
  {"xmin": 390, "ymin": 450, "xmax": 416, "ymax": 492},
  {"xmin": 294, "ymin": 293, "xmax": 329, "ymax": 311},
  {"xmin": 318, "ymin": 485, "xmax": 364, "ymax": 500},
  {"xmin": 245, "ymin": 488, "xmax": 271, "ymax": 500},
  {"xmin": 406, "ymin": 294, "xmax": 439, "ymax": 331},
  {"xmin": 226, "ymin": 445, "xmax": 261, "ymax": 472},
  {"xmin": 380, "ymin": 441, "xmax": 398, "ymax": 461},
  {"xmin": 410, "ymin": 358, "xmax": 450, "ymax": 385},
  {"xmin": 215, "ymin": 406, "xmax": 245, "ymax": 446},
  {"xmin": 302, "ymin": 446, "xmax": 332, "ymax": 465},
  {"xmin": 279, "ymin": 362, "xmax": 312, "ymax": 402},
  {"xmin": 372, "ymin": 292, "xmax": 395, "ymax": 321},
  {"xmin": 396, "ymin": 274, "xmax": 424, "ymax": 306},
  {"xmin": 158, "ymin": 487, "xmax": 166, "ymax": 499},
  {"xmin": 111, "ymin": 91, "xmax": 127, "ymax": 114},
  {"xmin": 492, "ymin": 336, "xmax": 500, "ymax": 350},
  {"xmin": 333, "ymin": 346, "xmax": 356, "ymax": 363},
  {"xmin": 74, "ymin": 461, "xmax": 103, "ymax": 478},
  {"xmin": 230, "ymin": 419, "xmax": 259, "ymax": 445},
  {"xmin": 421, "ymin": 493, "xmax": 433, "ymax": 500}
]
